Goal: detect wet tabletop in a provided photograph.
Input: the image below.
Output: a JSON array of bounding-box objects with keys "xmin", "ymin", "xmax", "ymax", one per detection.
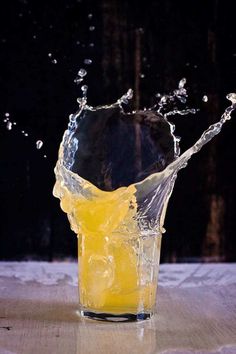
[{"xmin": 0, "ymin": 262, "xmax": 236, "ymax": 354}]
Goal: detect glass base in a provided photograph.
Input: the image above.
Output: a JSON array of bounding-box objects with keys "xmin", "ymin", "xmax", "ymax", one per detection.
[{"xmin": 79, "ymin": 310, "xmax": 152, "ymax": 322}]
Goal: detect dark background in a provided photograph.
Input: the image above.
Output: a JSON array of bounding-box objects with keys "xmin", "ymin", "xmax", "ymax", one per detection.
[{"xmin": 0, "ymin": 0, "xmax": 235, "ymax": 262}]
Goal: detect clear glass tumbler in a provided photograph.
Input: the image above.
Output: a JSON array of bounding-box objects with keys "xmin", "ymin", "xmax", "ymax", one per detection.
[
  {"xmin": 78, "ymin": 235, "xmax": 162, "ymax": 321},
  {"xmin": 53, "ymin": 101, "xmax": 177, "ymax": 321}
]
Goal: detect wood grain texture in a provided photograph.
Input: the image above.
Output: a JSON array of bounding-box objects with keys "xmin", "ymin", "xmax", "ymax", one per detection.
[{"xmin": 0, "ymin": 262, "xmax": 236, "ymax": 354}]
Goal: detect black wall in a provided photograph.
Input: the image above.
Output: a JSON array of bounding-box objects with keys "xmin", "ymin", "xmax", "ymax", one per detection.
[{"xmin": 0, "ymin": 0, "xmax": 235, "ymax": 261}]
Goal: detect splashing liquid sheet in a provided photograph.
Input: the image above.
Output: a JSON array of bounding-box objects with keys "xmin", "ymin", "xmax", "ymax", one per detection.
[{"xmin": 53, "ymin": 82, "xmax": 236, "ymax": 319}]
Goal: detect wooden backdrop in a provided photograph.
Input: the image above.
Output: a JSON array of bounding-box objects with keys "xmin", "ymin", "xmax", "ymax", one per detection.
[{"xmin": 0, "ymin": 0, "xmax": 235, "ymax": 261}]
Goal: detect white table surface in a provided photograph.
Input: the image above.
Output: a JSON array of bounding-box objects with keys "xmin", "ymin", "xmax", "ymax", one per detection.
[{"xmin": 0, "ymin": 262, "xmax": 236, "ymax": 354}]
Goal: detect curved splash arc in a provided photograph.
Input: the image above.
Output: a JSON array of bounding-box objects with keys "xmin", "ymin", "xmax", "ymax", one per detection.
[
  {"xmin": 134, "ymin": 97, "xmax": 236, "ymax": 233},
  {"xmin": 53, "ymin": 92, "xmax": 235, "ymax": 237}
]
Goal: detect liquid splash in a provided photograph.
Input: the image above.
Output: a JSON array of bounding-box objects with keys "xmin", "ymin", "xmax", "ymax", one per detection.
[
  {"xmin": 53, "ymin": 79, "xmax": 235, "ymax": 236},
  {"xmin": 53, "ymin": 81, "xmax": 235, "ymax": 315}
]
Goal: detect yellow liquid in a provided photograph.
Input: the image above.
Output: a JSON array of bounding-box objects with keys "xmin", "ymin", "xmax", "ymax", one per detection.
[{"xmin": 55, "ymin": 180, "xmax": 160, "ymax": 314}]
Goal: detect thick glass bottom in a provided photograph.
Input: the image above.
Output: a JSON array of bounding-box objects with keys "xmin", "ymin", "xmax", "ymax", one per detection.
[{"xmin": 79, "ymin": 309, "xmax": 152, "ymax": 322}]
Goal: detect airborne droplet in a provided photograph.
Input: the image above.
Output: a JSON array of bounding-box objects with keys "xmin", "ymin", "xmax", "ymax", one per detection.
[
  {"xmin": 178, "ymin": 78, "xmax": 186, "ymax": 89},
  {"xmin": 202, "ymin": 95, "xmax": 208, "ymax": 102},
  {"xmin": 6, "ymin": 121, "xmax": 12, "ymax": 130},
  {"xmin": 74, "ymin": 78, "xmax": 83, "ymax": 84},
  {"xmin": 36, "ymin": 140, "xmax": 43, "ymax": 149},
  {"xmin": 81, "ymin": 85, "xmax": 88, "ymax": 95},
  {"xmin": 84, "ymin": 59, "xmax": 92, "ymax": 65},
  {"xmin": 78, "ymin": 68, "xmax": 87, "ymax": 77}
]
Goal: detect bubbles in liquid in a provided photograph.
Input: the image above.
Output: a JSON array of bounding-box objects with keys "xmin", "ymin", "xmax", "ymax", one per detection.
[
  {"xmin": 78, "ymin": 68, "xmax": 87, "ymax": 77},
  {"xmin": 84, "ymin": 59, "xmax": 92, "ymax": 65},
  {"xmin": 36, "ymin": 140, "xmax": 43, "ymax": 149},
  {"xmin": 6, "ymin": 121, "xmax": 12, "ymax": 130},
  {"xmin": 89, "ymin": 26, "xmax": 95, "ymax": 31},
  {"xmin": 202, "ymin": 95, "xmax": 208, "ymax": 102}
]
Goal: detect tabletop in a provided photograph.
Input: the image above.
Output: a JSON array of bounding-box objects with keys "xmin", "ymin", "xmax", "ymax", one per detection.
[{"xmin": 0, "ymin": 262, "xmax": 236, "ymax": 354}]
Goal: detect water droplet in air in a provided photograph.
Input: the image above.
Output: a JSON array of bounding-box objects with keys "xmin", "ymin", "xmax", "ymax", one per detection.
[
  {"xmin": 5, "ymin": 113, "xmax": 10, "ymax": 117},
  {"xmin": 6, "ymin": 121, "xmax": 12, "ymax": 130},
  {"xmin": 88, "ymin": 13, "xmax": 93, "ymax": 19},
  {"xmin": 84, "ymin": 59, "xmax": 92, "ymax": 65},
  {"xmin": 13, "ymin": 122, "xmax": 17, "ymax": 125},
  {"xmin": 89, "ymin": 43, "xmax": 94, "ymax": 48},
  {"xmin": 21, "ymin": 130, "xmax": 25, "ymax": 134},
  {"xmin": 140, "ymin": 73, "xmax": 145, "ymax": 78},
  {"xmin": 126, "ymin": 89, "xmax": 133, "ymax": 99},
  {"xmin": 81, "ymin": 85, "xmax": 88, "ymax": 95},
  {"xmin": 202, "ymin": 95, "xmax": 208, "ymax": 102},
  {"xmin": 33, "ymin": 35, "xmax": 36, "ymax": 39},
  {"xmin": 52, "ymin": 59, "xmax": 57, "ymax": 64},
  {"xmin": 24, "ymin": 133, "xmax": 28, "ymax": 137},
  {"xmin": 48, "ymin": 53, "xmax": 52, "ymax": 58},
  {"xmin": 43, "ymin": 155, "xmax": 47, "ymax": 158},
  {"xmin": 227, "ymin": 93, "xmax": 236, "ymax": 104},
  {"xmin": 78, "ymin": 68, "xmax": 87, "ymax": 77},
  {"xmin": 76, "ymin": 40, "xmax": 80, "ymax": 45},
  {"xmin": 89, "ymin": 26, "xmax": 95, "ymax": 31},
  {"xmin": 36, "ymin": 140, "xmax": 43, "ymax": 149},
  {"xmin": 178, "ymin": 78, "xmax": 186, "ymax": 89},
  {"xmin": 74, "ymin": 78, "xmax": 83, "ymax": 84}
]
